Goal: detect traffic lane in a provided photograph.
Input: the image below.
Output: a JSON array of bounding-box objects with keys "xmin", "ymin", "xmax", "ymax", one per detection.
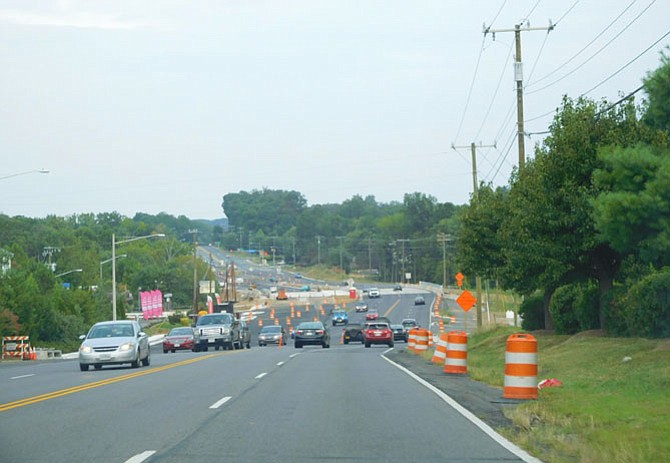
[
  {"xmin": 149, "ymin": 346, "xmax": 528, "ymax": 463},
  {"xmin": 0, "ymin": 343, "xmax": 171, "ymax": 405},
  {"xmin": 0, "ymin": 346, "xmax": 297, "ymax": 463}
]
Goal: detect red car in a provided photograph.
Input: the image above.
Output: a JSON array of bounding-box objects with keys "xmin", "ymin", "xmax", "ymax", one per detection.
[
  {"xmin": 163, "ymin": 327, "xmax": 195, "ymax": 353},
  {"xmin": 365, "ymin": 310, "xmax": 379, "ymax": 321},
  {"xmin": 363, "ymin": 322, "xmax": 394, "ymax": 348}
]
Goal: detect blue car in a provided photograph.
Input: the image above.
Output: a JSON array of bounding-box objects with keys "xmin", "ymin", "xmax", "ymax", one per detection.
[{"xmin": 331, "ymin": 310, "xmax": 349, "ymax": 326}]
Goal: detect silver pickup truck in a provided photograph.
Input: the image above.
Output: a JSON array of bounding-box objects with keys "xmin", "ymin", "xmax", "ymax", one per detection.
[{"xmin": 193, "ymin": 313, "xmax": 241, "ymax": 351}]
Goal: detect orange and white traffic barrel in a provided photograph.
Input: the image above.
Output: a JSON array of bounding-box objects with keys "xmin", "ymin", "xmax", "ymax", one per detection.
[
  {"xmin": 431, "ymin": 332, "xmax": 449, "ymax": 364},
  {"xmin": 414, "ymin": 328, "xmax": 429, "ymax": 354},
  {"xmin": 444, "ymin": 330, "xmax": 468, "ymax": 374},
  {"xmin": 503, "ymin": 333, "xmax": 538, "ymax": 399},
  {"xmin": 407, "ymin": 328, "xmax": 417, "ymax": 351}
]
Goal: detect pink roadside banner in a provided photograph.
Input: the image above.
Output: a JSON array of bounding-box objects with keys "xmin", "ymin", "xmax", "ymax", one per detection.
[{"xmin": 140, "ymin": 289, "xmax": 163, "ymax": 319}]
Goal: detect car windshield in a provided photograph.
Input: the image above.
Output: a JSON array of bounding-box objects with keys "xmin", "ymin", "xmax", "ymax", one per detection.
[
  {"xmin": 169, "ymin": 327, "xmax": 192, "ymax": 336},
  {"xmin": 261, "ymin": 326, "xmax": 281, "ymax": 333},
  {"xmin": 196, "ymin": 314, "xmax": 233, "ymax": 326},
  {"xmin": 89, "ymin": 324, "xmax": 134, "ymax": 338}
]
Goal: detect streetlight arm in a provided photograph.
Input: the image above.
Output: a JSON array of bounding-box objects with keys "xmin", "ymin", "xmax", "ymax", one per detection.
[
  {"xmin": 0, "ymin": 169, "xmax": 49, "ymax": 181},
  {"xmin": 115, "ymin": 233, "xmax": 165, "ymax": 245},
  {"xmin": 55, "ymin": 268, "xmax": 83, "ymax": 278}
]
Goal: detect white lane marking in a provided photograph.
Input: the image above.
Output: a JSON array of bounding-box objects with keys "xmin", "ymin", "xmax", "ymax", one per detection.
[
  {"xmin": 382, "ymin": 347, "xmax": 394, "ymax": 355},
  {"xmin": 255, "ymin": 372, "xmax": 267, "ymax": 379},
  {"xmin": 10, "ymin": 374, "xmax": 35, "ymax": 380},
  {"xmin": 209, "ymin": 396, "xmax": 232, "ymax": 409},
  {"xmin": 289, "ymin": 353, "xmax": 300, "ymax": 358},
  {"xmin": 276, "ymin": 361, "xmax": 285, "ymax": 366},
  {"xmin": 381, "ymin": 355, "xmax": 544, "ymax": 463},
  {"xmin": 124, "ymin": 450, "xmax": 156, "ymax": 463}
]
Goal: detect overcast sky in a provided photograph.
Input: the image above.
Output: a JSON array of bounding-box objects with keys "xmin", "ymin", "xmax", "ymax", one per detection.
[{"xmin": 1, "ymin": 0, "xmax": 668, "ymax": 220}]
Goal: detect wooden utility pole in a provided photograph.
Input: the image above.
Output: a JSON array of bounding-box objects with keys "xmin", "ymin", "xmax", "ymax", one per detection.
[
  {"xmin": 483, "ymin": 21, "xmax": 554, "ymax": 170},
  {"xmin": 188, "ymin": 229, "xmax": 199, "ymax": 313},
  {"xmin": 451, "ymin": 142, "xmax": 495, "ymax": 327}
]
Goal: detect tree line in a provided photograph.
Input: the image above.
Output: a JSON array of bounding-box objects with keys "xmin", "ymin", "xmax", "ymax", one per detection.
[{"xmin": 0, "ymin": 212, "xmax": 215, "ymax": 349}]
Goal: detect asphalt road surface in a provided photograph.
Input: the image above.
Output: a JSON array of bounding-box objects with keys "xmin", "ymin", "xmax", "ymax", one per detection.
[{"xmin": 0, "ymin": 287, "xmax": 534, "ymax": 463}]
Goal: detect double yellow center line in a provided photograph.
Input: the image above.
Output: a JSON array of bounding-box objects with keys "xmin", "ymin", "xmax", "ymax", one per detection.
[{"xmin": 0, "ymin": 354, "xmax": 219, "ymax": 413}]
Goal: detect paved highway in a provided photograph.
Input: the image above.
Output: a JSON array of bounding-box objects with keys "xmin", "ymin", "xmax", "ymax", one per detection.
[{"xmin": 0, "ymin": 288, "xmax": 534, "ymax": 463}]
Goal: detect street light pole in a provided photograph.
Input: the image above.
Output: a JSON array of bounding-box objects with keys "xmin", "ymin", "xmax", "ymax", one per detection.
[{"xmin": 112, "ymin": 233, "xmax": 165, "ymax": 321}]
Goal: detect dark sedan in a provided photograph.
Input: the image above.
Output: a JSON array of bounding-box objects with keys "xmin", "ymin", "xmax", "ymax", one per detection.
[
  {"xmin": 294, "ymin": 321, "xmax": 330, "ymax": 348},
  {"xmin": 163, "ymin": 327, "xmax": 195, "ymax": 353},
  {"xmin": 390, "ymin": 324, "xmax": 408, "ymax": 342}
]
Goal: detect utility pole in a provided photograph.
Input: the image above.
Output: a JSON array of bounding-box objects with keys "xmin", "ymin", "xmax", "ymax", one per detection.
[
  {"xmin": 189, "ymin": 229, "xmax": 199, "ymax": 314},
  {"xmin": 452, "ymin": 142, "xmax": 494, "ymax": 328},
  {"xmin": 316, "ymin": 236, "xmax": 321, "ymax": 265},
  {"xmin": 397, "ymin": 239, "xmax": 410, "ymax": 283},
  {"xmin": 436, "ymin": 233, "xmax": 451, "ymax": 289},
  {"xmin": 367, "ymin": 238, "xmax": 373, "ymax": 271},
  {"xmin": 337, "ymin": 236, "xmax": 344, "ymax": 270},
  {"xmin": 452, "ymin": 142, "xmax": 496, "ymax": 198},
  {"xmin": 484, "ymin": 21, "xmax": 554, "ymax": 170}
]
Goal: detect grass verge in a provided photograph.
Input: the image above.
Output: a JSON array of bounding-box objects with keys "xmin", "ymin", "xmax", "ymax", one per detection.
[{"xmin": 422, "ymin": 327, "xmax": 670, "ymax": 463}]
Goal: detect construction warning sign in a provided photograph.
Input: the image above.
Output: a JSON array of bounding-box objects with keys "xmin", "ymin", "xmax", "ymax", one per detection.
[{"xmin": 456, "ymin": 290, "xmax": 476, "ymax": 312}]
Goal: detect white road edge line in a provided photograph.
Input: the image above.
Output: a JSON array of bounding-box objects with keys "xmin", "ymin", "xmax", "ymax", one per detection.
[
  {"xmin": 10, "ymin": 374, "xmax": 35, "ymax": 380},
  {"xmin": 276, "ymin": 361, "xmax": 285, "ymax": 366},
  {"xmin": 124, "ymin": 450, "xmax": 156, "ymax": 463},
  {"xmin": 381, "ymin": 354, "xmax": 544, "ymax": 463},
  {"xmin": 255, "ymin": 372, "xmax": 267, "ymax": 379},
  {"xmin": 209, "ymin": 396, "xmax": 232, "ymax": 409},
  {"xmin": 382, "ymin": 347, "xmax": 394, "ymax": 355}
]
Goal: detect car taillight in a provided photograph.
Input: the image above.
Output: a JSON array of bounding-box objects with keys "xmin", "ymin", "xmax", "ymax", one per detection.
[
  {"xmin": 383, "ymin": 329, "xmax": 391, "ymax": 335},
  {"xmin": 316, "ymin": 330, "xmax": 324, "ymax": 335},
  {"xmin": 296, "ymin": 330, "xmax": 303, "ymax": 335}
]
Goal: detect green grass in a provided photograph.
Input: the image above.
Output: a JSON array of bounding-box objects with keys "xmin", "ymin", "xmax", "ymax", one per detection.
[{"xmin": 421, "ymin": 327, "xmax": 670, "ymax": 463}]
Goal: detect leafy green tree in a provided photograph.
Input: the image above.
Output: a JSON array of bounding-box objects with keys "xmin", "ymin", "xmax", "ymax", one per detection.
[{"xmin": 643, "ymin": 47, "xmax": 670, "ymax": 133}]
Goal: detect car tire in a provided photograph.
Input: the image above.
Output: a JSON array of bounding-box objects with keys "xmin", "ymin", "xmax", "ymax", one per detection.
[
  {"xmin": 79, "ymin": 363, "xmax": 89, "ymax": 371},
  {"xmin": 171, "ymin": 349, "xmax": 176, "ymax": 353},
  {"xmin": 163, "ymin": 349, "xmax": 168, "ymax": 354},
  {"xmin": 94, "ymin": 364, "xmax": 102, "ymax": 370},
  {"xmin": 142, "ymin": 351, "xmax": 150, "ymax": 366},
  {"xmin": 131, "ymin": 352, "xmax": 140, "ymax": 368},
  {"xmin": 295, "ymin": 342, "xmax": 302, "ymax": 348},
  {"xmin": 365, "ymin": 342, "xmax": 370, "ymax": 348},
  {"xmin": 344, "ymin": 339, "xmax": 349, "ymax": 344},
  {"xmin": 388, "ymin": 342, "xmax": 394, "ymax": 348}
]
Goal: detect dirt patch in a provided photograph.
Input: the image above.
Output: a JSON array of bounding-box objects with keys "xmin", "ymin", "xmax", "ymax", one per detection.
[
  {"xmin": 384, "ymin": 348, "xmax": 523, "ymax": 431},
  {"xmin": 653, "ymin": 339, "xmax": 670, "ymax": 351}
]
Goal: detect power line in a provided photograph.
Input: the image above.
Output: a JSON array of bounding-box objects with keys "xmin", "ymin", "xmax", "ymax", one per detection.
[
  {"xmin": 527, "ymin": 0, "xmax": 636, "ymax": 89},
  {"xmin": 474, "ymin": 41, "xmax": 514, "ymax": 141},
  {"xmin": 527, "ymin": 0, "xmax": 657, "ymax": 96},
  {"xmin": 581, "ymin": 29, "xmax": 670, "ymax": 96},
  {"xmin": 454, "ymin": 36, "xmax": 486, "ymax": 142}
]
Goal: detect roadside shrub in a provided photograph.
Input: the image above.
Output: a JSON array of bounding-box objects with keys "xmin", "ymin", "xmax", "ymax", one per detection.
[
  {"xmin": 168, "ymin": 312, "xmax": 184, "ymax": 324},
  {"xmin": 550, "ymin": 283, "xmax": 600, "ymax": 334},
  {"xmin": 550, "ymin": 285, "xmax": 580, "ymax": 334},
  {"xmin": 623, "ymin": 269, "xmax": 670, "ymax": 338},
  {"xmin": 602, "ymin": 285, "xmax": 630, "ymax": 336},
  {"xmin": 519, "ymin": 293, "xmax": 544, "ymax": 330}
]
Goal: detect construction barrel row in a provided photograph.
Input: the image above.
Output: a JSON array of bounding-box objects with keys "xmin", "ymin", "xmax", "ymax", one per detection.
[{"xmin": 408, "ymin": 328, "xmax": 539, "ymax": 400}]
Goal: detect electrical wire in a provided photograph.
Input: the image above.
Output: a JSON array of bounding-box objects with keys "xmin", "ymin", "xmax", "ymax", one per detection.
[
  {"xmin": 527, "ymin": 0, "xmax": 657, "ymax": 95},
  {"xmin": 581, "ymin": 29, "xmax": 670, "ymax": 96},
  {"xmin": 526, "ymin": 0, "xmax": 637, "ymax": 89},
  {"xmin": 454, "ymin": 35, "xmax": 486, "ymax": 142},
  {"xmin": 474, "ymin": 41, "xmax": 514, "ymax": 141}
]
